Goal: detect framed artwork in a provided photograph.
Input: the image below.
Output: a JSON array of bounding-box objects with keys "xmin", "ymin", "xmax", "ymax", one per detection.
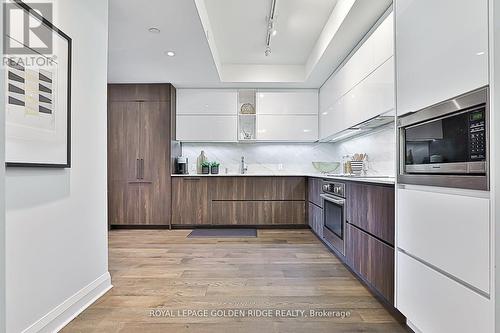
[{"xmin": 4, "ymin": 0, "xmax": 72, "ymax": 167}]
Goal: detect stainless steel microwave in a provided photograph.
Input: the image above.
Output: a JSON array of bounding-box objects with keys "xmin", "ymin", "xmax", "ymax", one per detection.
[{"xmin": 398, "ymin": 87, "xmax": 489, "ymax": 191}]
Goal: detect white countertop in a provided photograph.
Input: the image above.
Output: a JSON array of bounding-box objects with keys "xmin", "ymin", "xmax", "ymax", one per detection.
[{"xmin": 171, "ymin": 173, "xmax": 395, "ymax": 185}]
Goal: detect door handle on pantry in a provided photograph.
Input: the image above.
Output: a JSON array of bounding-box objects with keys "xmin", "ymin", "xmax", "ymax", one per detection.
[
  {"xmin": 140, "ymin": 159, "xmax": 144, "ymax": 179},
  {"xmin": 136, "ymin": 159, "xmax": 140, "ymax": 179}
]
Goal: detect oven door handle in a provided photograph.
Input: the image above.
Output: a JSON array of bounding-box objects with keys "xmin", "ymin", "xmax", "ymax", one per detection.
[{"xmin": 320, "ymin": 194, "xmax": 345, "ymax": 205}]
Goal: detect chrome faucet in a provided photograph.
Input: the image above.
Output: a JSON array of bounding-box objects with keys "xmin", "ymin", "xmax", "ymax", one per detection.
[{"xmin": 240, "ymin": 156, "xmax": 248, "ymax": 174}]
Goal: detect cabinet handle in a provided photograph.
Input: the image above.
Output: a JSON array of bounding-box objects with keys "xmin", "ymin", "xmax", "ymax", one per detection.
[
  {"xmin": 140, "ymin": 159, "xmax": 144, "ymax": 179},
  {"xmin": 136, "ymin": 159, "xmax": 140, "ymax": 179},
  {"xmin": 184, "ymin": 177, "xmax": 201, "ymax": 181},
  {"xmin": 128, "ymin": 180, "xmax": 152, "ymax": 184}
]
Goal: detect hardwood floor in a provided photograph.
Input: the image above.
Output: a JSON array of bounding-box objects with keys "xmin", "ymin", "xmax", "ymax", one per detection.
[{"xmin": 62, "ymin": 230, "xmax": 408, "ymax": 333}]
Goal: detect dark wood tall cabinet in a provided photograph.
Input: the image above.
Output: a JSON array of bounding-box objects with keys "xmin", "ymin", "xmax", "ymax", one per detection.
[{"xmin": 108, "ymin": 84, "xmax": 175, "ymax": 226}]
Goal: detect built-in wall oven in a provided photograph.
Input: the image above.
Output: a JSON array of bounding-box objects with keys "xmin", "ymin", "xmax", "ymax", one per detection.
[
  {"xmin": 321, "ymin": 181, "xmax": 346, "ymax": 256},
  {"xmin": 398, "ymin": 87, "xmax": 489, "ymax": 190}
]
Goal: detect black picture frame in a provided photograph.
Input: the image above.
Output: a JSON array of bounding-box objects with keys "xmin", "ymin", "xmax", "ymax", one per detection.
[{"xmin": 5, "ymin": 0, "xmax": 72, "ymax": 168}]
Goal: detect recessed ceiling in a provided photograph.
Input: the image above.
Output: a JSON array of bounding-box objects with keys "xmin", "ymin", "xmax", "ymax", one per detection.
[
  {"xmin": 204, "ymin": 0, "xmax": 338, "ymax": 65},
  {"xmin": 108, "ymin": 0, "xmax": 392, "ymax": 88}
]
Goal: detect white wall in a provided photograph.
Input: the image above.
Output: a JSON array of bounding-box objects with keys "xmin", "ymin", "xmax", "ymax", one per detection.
[
  {"xmin": 5, "ymin": 0, "xmax": 110, "ymax": 332},
  {"xmin": 0, "ymin": 2, "xmax": 6, "ymax": 332}
]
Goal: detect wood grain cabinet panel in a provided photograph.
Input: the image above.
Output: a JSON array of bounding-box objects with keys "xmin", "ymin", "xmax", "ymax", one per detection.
[
  {"xmin": 172, "ymin": 177, "xmax": 210, "ymax": 225},
  {"xmin": 346, "ymin": 182, "xmax": 395, "ymax": 245},
  {"xmin": 108, "ymin": 181, "xmax": 141, "ymax": 225},
  {"xmin": 308, "ymin": 177, "xmax": 323, "ymax": 207},
  {"xmin": 210, "ymin": 177, "xmax": 255, "ymax": 200},
  {"xmin": 108, "ymin": 83, "xmax": 171, "ymax": 102},
  {"xmin": 253, "ymin": 177, "xmax": 306, "ymax": 200},
  {"xmin": 108, "ymin": 84, "xmax": 173, "ymax": 226},
  {"xmin": 346, "ymin": 223, "xmax": 394, "ymax": 304},
  {"xmin": 210, "ymin": 177, "xmax": 306, "ymax": 201},
  {"xmin": 308, "ymin": 202, "xmax": 323, "ymax": 238},
  {"xmin": 211, "ymin": 201, "xmax": 305, "ymax": 225}
]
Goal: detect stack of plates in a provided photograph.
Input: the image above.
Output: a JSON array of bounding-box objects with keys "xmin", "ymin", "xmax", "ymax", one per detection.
[{"xmin": 350, "ymin": 161, "xmax": 364, "ymax": 175}]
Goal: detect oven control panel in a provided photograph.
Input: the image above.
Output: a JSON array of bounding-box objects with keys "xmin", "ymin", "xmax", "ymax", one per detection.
[
  {"xmin": 469, "ymin": 109, "xmax": 486, "ymax": 161},
  {"xmin": 322, "ymin": 182, "xmax": 345, "ymax": 198}
]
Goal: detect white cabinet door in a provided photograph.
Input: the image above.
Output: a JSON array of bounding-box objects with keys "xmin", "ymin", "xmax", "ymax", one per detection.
[
  {"xmin": 319, "ymin": 13, "xmax": 394, "ymax": 140},
  {"xmin": 344, "ymin": 57, "xmax": 395, "ymax": 129},
  {"xmin": 320, "ymin": 57, "xmax": 394, "ymax": 140},
  {"xmin": 319, "ymin": 99, "xmax": 344, "ymax": 140},
  {"xmin": 397, "ymin": 251, "xmax": 493, "ymax": 333},
  {"xmin": 177, "ymin": 89, "xmax": 237, "ymax": 115},
  {"xmin": 395, "ymin": 0, "xmax": 488, "ymax": 115},
  {"xmin": 337, "ymin": 12, "xmax": 394, "ymax": 103},
  {"xmin": 176, "ymin": 115, "xmax": 237, "ymax": 142},
  {"xmin": 257, "ymin": 90, "xmax": 318, "ymax": 115},
  {"xmin": 397, "ymin": 187, "xmax": 490, "ymax": 293},
  {"xmin": 257, "ymin": 115, "xmax": 318, "ymax": 141}
]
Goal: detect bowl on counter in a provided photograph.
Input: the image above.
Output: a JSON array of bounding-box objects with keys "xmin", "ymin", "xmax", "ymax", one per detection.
[{"xmin": 312, "ymin": 162, "xmax": 340, "ymax": 174}]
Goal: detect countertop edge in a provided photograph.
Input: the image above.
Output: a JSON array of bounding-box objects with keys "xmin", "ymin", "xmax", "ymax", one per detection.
[{"xmin": 171, "ymin": 174, "xmax": 395, "ymax": 185}]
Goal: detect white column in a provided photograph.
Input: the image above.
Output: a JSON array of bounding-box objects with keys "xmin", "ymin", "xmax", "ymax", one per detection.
[
  {"xmin": 491, "ymin": 0, "xmax": 500, "ymax": 332},
  {"xmin": 0, "ymin": 1, "xmax": 6, "ymax": 332}
]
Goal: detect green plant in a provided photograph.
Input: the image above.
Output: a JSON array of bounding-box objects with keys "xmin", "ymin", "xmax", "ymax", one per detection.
[
  {"xmin": 211, "ymin": 162, "xmax": 220, "ymax": 167},
  {"xmin": 201, "ymin": 161, "xmax": 211, "ymax": 167}
]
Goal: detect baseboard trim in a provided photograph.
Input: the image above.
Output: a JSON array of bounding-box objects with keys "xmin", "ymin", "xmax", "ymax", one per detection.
[
  {"xmin": 407, "ymin": 320, "xmax": 421, "ymax": 333},
  {"xmin": 22, "ymin": 272, "xmax": 112, "ymax": 333}
]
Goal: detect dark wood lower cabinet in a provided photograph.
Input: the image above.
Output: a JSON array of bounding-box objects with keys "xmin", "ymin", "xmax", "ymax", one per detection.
[
  {"xmin": 308, "ymin": 202, "xmax": 323, "ymax": 238},
  {"xmin": 171, "ymin": 177, "xmax": 210, "ymax": 225},
  {"xmin": 308, "ymin": 177, "xmax": 323, "ymax": 208},
  {"xmin": 211, "ymin": 201, "xmax": 305, "ymax": 225},
  {"xmin": 346, "ymin": 182, "xmax": 395, "ymax": 245},
  {"xmin": 346, "ymin": 222, "xmax": 394, "ymax": 305},
  {"xmin": 210, "ymin": 176, "xmax": 306, "ymax": 200},
  {"xmin": 171, "ymin": 176, "xmax": 307, "ymax": 226}
]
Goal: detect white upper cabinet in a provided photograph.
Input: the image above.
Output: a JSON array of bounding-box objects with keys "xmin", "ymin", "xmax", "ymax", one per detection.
[
  {"xmin": 176, "ymin": 89, "xmax": 238, "ymax": 142},
  {"xmin": 256, "ymin": 90, "xmax": 318, "ymax": 115},
  {"xmin": 256, "ymin": 90, "xmax": 319, "ymax": 141},
  {"xmin": 176, "ymin": 115, "xmax": 237, "ymax": 142},
  {"xmin": 257, "ymin": 115, "xmax": 318, "ymax": 142},
  {"xmin": 395, "ymin": 0, "xmax": 488, "ymax": 116},
  {"xmin": 176, "ymin": 89, "xmax": 319, "ymax": 142},
  {"xmin": 177, "ymin": 89, "xmax": 238, "ymax": 115},
  {"xmin": 319, "ymin": 12, "xmax": 394, "ymax": 140}
]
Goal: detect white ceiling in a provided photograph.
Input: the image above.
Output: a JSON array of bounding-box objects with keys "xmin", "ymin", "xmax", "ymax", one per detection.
[
  {"xmin": 108, "ymin": 0, "xmax": 392, "ymax": 88},
  {"xmin": 108, "ymin": 0, "xmax": 220, "ymax": 87},
  {"xmin": 204, "ymin": 0, "xmax": 338, "ymax": 65}
]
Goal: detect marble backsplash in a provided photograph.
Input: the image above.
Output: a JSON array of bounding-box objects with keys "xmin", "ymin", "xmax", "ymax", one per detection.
[{"xmin": 180, "ymin": 123, "xmax": 395, "ymax": 176}]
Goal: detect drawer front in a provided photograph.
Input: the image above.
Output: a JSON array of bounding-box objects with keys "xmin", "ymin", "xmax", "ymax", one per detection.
[
  {"xmin": 211, "ymin": 201, "xmax": 306, "ymax": 225},
  {"xmin": 397, "ymin": 251, "xmax": 493, "ymax": 333},
  {"xmin": 308, "ymin": 202, "xmax": 323, "ymax": 238},
  {"xmin": 347, "ymin": 182, "xmax": 395, "ymax": 245},
  {"xmin": 346, "ymin": 223, "xmax": 394, "ymax": 304},
  {"xmin": 210, "ymin": 177, "xmax": 254, "ymax": 200},
  {"xmin": 210, "ymin": 177, "xmax": 306, "ymax": 201},
  {"xmin": 397, "ymin": 188, "xmax": 490, "ymax": 293},
  {"xmin": 308, "ymin": 177, "xmax": 323, "ymax": 208}
]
